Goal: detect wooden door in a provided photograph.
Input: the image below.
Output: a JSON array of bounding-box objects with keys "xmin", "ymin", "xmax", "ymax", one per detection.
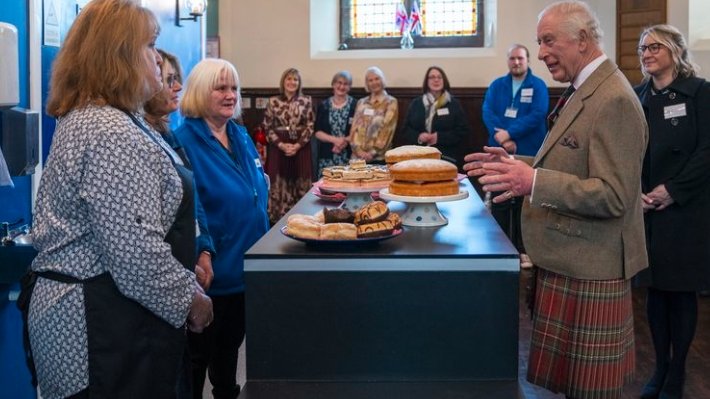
[{"xmin": 617, "ymin": 0, "xmax": 666, "ymax": 85}]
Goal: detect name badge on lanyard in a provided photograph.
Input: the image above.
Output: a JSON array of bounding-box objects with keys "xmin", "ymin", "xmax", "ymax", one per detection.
[
  {"xmin": 664, "ymin": 103, "xmax": 686, "ymax": 119},
  {"xmin": 504, "ymin": 107, "xmax": 518, "ymax": 118},
  {"xmin": 364, "ymin": 108, "xmax": 375, "ymax": 116}
]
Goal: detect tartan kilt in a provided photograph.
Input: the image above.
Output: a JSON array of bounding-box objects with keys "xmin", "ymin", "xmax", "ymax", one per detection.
[{"xmin": 526, "ymin": 268, "xmax": 635, "ymax": 399}]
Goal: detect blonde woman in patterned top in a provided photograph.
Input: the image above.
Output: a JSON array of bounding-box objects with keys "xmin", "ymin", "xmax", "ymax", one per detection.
[
  {"xmin": 263, "ymin": 67, "xmax": 315, "ymax": 224},
  {"xmin": 23, "ymin": 1, "xmax": 212, "ymax": 397},
  {"xmin": 348, "ymin": 66, "xmax": 398, "ymax": 164}
]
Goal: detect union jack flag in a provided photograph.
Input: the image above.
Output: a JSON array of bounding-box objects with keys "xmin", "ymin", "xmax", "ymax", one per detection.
[
  {"xmin": 395, "ymin": 1, "xmax": 409, "ymax": 34},
  {"xmin": 409, "ymin": 1, "xmax": 422, "ymax": 35}
]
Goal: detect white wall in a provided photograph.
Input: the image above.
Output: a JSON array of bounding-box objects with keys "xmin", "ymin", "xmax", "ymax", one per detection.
[{"xmin": 219, "ymin": 0, "xmax": 705, "ymax": 90}]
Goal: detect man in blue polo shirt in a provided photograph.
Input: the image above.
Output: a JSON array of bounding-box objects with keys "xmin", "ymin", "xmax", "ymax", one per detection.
[{"xmin": 482, "ymin": 44, "xmax": 548, "ymax": 268}]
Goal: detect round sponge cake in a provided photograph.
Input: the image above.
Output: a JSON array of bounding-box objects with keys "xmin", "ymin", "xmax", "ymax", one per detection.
[
  {"xmin": 389, "ymin": 180, "xmax": 459, "ymax": 197},
  {"xmin": 385, "ymin": 145, "xmax": 441, "ymax": 164},
  {"xmin": 389, "ymin": 159, "xmax": 457, "ymax": 182}
]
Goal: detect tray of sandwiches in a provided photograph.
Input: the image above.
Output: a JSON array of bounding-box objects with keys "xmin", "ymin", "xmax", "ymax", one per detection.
[
  {"xmin": 317, "ymin": 159, "xmax": 392, "ymax": 193},
  {"xmin": 281, "ymin": 201, "xmax": 403, "ymax": 245},
  {"xmin": 310, "ymin": 184, "xmax": 381, "ymax": 203}
]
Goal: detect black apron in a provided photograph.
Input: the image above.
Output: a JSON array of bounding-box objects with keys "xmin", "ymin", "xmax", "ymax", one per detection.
[
  {"xmin": 164, "ymin": 160, "xmax": 197, "ymax": 271},
  {"xmin": 18, "ymin": 112, "xmax": 197, "ymax": 397}
]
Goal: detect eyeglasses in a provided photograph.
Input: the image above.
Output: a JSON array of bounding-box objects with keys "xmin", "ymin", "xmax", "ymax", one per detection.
[
  {"xmin": 165, "ymin": 74, "xmax": 181, "ymax": 88},
  {"xmin": 637, "ymin": 42, "xmax": 664, "ymax": 56}
]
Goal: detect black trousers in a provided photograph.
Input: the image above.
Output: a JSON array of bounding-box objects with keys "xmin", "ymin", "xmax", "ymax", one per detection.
[
  {"xmin": 188, "ymin": 292, "xmax": 246, "ymax": 399},
  {"xmin": 490, "ymin": 193, "xmax": 525, "ymax": 252}
]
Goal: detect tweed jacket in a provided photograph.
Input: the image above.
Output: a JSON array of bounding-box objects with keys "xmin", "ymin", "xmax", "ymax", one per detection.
[{"xmin": 521, "ymin": 59, "xmax": 649, "ymax": 280}]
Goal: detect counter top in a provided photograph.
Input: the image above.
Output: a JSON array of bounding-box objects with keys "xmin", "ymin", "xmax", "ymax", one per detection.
[{"xmin": 245, "ymin": 180, "xmax": 518, "ymax": 271}]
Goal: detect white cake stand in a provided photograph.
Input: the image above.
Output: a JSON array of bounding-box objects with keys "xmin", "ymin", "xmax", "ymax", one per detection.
[
  {"xmin": 334, "ymin": 185, "xmax": 387, "ymax": 211},
  {"xmin": 378, "ymin": 188, "xmax": 469, "ymax": 227},
  {"xmin": 315, "ymin": 180, "xmax": 390, "ymax": 211}
]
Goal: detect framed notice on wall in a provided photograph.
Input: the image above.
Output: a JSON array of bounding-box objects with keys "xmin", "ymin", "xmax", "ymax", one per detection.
[{"xmin": 207, "ymin": 36, "xmax": 220, "ymax": 58}]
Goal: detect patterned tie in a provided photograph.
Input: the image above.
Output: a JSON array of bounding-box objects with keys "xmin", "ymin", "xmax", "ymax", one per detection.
[{"xmin": 547, "ymin": 85, "xmax": 576, "ymax": 130}]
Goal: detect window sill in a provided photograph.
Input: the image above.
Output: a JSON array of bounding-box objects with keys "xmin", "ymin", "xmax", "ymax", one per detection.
[{"xmin": 310, "ymin": 47, "xmax": 497, "ymax": 60}]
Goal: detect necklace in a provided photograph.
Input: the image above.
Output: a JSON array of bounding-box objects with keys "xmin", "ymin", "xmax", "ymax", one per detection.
[{"xmin": 331, "ymin": 96, "xmax": 347, "ymax": 108}]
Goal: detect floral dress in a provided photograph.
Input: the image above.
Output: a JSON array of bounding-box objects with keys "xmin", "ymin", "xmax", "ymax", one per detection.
[
  {"xmin": 315, "ymin": 96, "xmax": 356, "ymax": 177},
  {"xmin": 263, "ymin": 94, "xmax": 314, "ymax": 224}
]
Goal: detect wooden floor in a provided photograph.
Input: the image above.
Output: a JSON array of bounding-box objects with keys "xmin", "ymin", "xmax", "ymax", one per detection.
[{"xmin": 517, "ymin": 269, "xmax": 710, "ymax": 399}]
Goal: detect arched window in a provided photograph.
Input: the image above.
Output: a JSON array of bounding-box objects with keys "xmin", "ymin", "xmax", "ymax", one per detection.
[{"xmin": 339, "ymin": 0, "xmax": 484, "ymax": 49}]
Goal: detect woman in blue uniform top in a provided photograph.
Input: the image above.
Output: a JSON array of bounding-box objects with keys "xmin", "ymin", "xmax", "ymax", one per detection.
[{"xmin": 175, "ymin": 58, "xmax": 270, "ymax": 399}]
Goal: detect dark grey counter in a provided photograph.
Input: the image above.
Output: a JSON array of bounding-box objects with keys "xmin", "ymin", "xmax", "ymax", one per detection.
[{"xmin": 243, "ymin": 181, "xmax": 520, "ymax": 398}]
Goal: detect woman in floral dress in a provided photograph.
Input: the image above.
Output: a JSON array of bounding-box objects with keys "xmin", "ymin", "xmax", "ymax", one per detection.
[
  {"xmin": 263, "ymin": 68, "xmax": 315, "ymax": 224},
  {"xmin": 314, "ymin": 70, "xmax": 356, "ymax": 178}
]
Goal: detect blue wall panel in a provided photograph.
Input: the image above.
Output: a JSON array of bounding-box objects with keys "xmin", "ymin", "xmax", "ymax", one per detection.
[
  {"xmin": 0, "ymin": 2, "xmax": 36, "ymax": 397},
  {"xmin": 152, "ymin": 0, "xmax": 204, "ymax": 130},
  {"xmin": 0, "ymin": 0, "xmax": 33, "ymax": 227}
]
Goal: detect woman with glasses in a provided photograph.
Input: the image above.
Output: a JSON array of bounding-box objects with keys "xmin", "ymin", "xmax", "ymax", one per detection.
[
  {"xmin": 401, "ymin": 66, "xmax": 470, "ymax": 170},
  {"xmin": 262, "ymin": 68, "xmax": 314, "ymax": 224},
  {"xmin": 313, "ymin": 71, "xmax": 356, "ymax": 178},
  {"xmin": 144, "ymin": 49, "xmax": 215, "ymax": 291},
  {"xmin": 175, "ymin": 58, "xmax": 270, "ymax": 398},
  {"xmin": 635, "ymin": 24, "xmax": 710, "ymax": 399}
]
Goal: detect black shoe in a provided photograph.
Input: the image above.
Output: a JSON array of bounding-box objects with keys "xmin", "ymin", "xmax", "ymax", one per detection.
[
  {"xmin": 659, "ymin": 371, "xmax": 684, "ymax": 399},
  {"xmin": 641, "ymin": 364, "xmax": 669, "ymax": 399}
]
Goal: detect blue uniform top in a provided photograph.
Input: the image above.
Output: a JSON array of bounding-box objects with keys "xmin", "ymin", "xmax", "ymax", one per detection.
[
  {"xmin": 482, "ymin": 68, "xmax": 549, "ymax": 156},
  {"xmin": 175, "ymin": 118, "xmax": 270, "ymax": 295}
]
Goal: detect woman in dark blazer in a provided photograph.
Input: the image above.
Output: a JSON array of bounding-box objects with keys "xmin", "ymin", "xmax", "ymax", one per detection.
[
  {"xmin": 635, "ymin": 24, "xmax": 710, "ymax": 399},
  {"xmin": 401, "ymin": 66, "xmax": 470, "ymax": 170}
]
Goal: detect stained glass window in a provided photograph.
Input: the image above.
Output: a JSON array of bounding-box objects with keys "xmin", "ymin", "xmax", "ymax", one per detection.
[
  {"xmin": 350, "ymin": 0, "xmax": 401, "ymax": 38},
  {"xmin": 421, "ymin": 0, "xmax": 477, "ymax": 36},
  {"xmin": 340, "ymin": 0, "xmax": 483, "ymax": 49}
]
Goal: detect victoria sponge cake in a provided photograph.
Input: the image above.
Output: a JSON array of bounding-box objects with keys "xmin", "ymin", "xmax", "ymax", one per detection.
[
  {"xmin": 389, "ymin": 159, "xmax": 457, "ymax": 182},
  {"xmin": 388, "ymin": 159, "xmax": 459, "ymax": 197},
  {"xmin": 384, "ymin": 145, "xmax": 441, "ymax": 164}
]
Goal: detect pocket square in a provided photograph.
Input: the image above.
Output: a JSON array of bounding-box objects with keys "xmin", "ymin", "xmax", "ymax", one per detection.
[{"xmin": 560, "ymin": 135, "xmax": 579, "ymax": 149}]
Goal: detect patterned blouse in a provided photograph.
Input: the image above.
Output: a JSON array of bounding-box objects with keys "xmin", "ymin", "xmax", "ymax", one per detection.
[
  {"xmin": 315, "ymin": 96, "xmax": 356, "ymax": 176},
  {"xmin": 264, "ymin": 95, "xmax": 314, "ymax": 146},
  {"xmin": 29, "ymin": 105, "xmax": 195, "ymax": 398},
  {"xmin": 349, "ymin": 93, "xmax": 398, "ymax": 161}
]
